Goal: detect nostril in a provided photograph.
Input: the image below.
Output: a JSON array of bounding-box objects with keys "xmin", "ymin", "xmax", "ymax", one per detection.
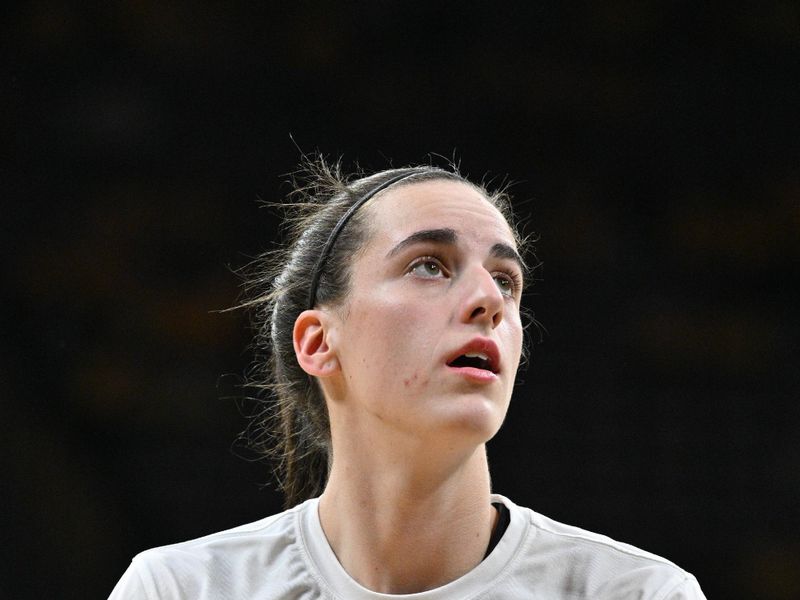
[{"xmin": 470, "ymin": 306, "xmax": 486, "ymax": 320}]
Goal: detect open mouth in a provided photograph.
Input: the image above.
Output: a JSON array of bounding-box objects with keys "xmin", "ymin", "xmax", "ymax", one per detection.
[{"xmin": 447, "ymin": 352, "xmax": 498, "ymax": 374}]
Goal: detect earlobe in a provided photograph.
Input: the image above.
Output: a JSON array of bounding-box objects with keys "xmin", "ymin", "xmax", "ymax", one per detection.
[{"xmin": 293, "ymin": 310, "xmax": 339, "ymax": 377}]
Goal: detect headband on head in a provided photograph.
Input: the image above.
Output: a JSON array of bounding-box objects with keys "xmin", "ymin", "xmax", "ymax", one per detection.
[{"xmin": 307, "ymin": 169, "xmax": 419, "ymax": 309}]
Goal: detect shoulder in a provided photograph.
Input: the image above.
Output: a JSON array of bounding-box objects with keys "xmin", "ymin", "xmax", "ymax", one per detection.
[
  {"xmin": 138, "ymin": 501, "xmax": 300, "ymax": 565},
  {"xmin": 109, "ymin": 500, "xmax": 316, "ymax": 600},
  {"xmin": 494, "ymin": 495, "xmax": 705, "ymax": 599}
]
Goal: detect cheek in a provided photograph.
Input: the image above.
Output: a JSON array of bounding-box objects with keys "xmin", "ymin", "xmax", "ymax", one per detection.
[
  {"xmin": 504, "ymin": 316, "xmax": 525, "ymax": 369},
  {"xmin": 349, "ymin": 299, "xmax": 436, "ymax": 387},
  {"xmin": 402, "ymin": 371, "xmax": 431, "ymax": 390}
]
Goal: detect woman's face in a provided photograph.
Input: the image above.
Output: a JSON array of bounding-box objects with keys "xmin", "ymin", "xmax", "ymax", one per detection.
[{"xmin": 325, "ymin": 179, "xmax": 524, "ymax": 447}]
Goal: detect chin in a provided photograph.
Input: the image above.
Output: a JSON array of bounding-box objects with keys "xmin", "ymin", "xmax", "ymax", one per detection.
[{"xmin": 434, "ymin": 394, "xmax": 505, "ymax": 442}]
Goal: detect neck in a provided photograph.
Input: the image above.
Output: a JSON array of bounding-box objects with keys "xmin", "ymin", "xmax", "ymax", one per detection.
[{"xmin": 318, "ymin": 444, "xmax": 497, "ymax": 594}]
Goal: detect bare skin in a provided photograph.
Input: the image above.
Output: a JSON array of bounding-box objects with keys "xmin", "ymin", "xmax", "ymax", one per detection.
[
  {"xmin": 318, "ymin": 445, "xmax": 498, "ymax": 593},
  {"xmin": 294, "ymin": 180, "xmax": 523, "ymax": 593}
]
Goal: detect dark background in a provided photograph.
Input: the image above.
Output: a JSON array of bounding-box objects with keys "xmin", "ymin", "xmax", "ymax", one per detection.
[{"xmin": 4, "ymin": 3, "xmax": 799, "ymax": 599}]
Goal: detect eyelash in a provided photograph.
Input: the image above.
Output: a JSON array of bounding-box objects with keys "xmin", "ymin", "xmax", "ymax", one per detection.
[
  {"xmin": 407, "ymin": 256, "xmax": 522, "ymax": 297},
  {"xmin": 494, "ymin": 270, "xmax": 523, "ymax": 296}
]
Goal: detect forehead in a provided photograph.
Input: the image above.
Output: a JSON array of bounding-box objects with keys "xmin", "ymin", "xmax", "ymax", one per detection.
[{"xmin": 362, "ymin": 179, "xmax": 516, "ymax": 250}]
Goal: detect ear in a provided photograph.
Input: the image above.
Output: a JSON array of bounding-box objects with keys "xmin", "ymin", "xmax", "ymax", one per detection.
[{"xmin": 293, "ymin": 309, "xmax": 340, "ymax": 378}]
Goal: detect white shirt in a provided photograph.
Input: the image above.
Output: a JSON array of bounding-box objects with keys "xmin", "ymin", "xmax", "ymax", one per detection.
[{"xmin": 109, "ymin": 494, "xmax": 705, "ymax": 599}]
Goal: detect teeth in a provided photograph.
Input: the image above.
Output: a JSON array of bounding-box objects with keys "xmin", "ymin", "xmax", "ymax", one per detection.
[{"xmin": 464, "ymin": 352, "xmax": 488, "ymax": 361}]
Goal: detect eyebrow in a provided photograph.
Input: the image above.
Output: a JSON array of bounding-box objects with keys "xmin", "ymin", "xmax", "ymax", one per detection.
[
  {"xmin": 386, "ymin": 227, "xmax": 526, "ymax": 273},
  {"xmin": 386, "ymin": 228, "xmax": 457, "ymax": 257},
  {"xmin": 490, "ymin": 242, "xmax": 528, "ymax": 273}
]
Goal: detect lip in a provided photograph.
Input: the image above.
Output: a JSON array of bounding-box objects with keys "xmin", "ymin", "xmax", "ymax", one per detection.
[{"xmin": 444, "ymin": 337, "xmax": 501, "ymax": 383}]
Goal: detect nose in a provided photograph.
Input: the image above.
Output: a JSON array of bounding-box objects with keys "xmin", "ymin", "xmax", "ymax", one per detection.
[{"xmin": 459, "ymin": 266, "xmax": 505, "ymax": 329}]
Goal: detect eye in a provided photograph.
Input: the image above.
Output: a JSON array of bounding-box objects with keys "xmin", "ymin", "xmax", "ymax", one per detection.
[
  {"xmin": 409, "ymin": 257, "xmax": 447, "ymax": 279},
  {"xmin": 493, "ymin": 271, "xmax": 522, "ymax": 297}
]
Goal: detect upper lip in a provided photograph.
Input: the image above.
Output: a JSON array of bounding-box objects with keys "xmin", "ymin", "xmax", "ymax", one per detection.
[{"xmin": 445, "ymin": 337, "xmax": 501, "ymax": 374}]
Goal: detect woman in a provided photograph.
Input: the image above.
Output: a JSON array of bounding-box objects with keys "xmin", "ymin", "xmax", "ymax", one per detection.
[{"xmin": 110, "ymin": 160, "xmax": 705, "ymax": 598}]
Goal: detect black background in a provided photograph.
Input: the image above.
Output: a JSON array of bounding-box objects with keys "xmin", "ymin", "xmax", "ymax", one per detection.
[{"xmin": 3, "ymin": 3, "xmax": 799, "ymax": 599}]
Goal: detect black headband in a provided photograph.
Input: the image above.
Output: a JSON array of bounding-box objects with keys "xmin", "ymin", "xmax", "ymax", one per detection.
[{"xmin": 307, "ymin": 169, "xmax": 419, "ymax": 309}]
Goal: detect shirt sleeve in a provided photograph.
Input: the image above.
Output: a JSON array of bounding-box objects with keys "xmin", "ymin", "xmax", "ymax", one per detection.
[
  {"xmin": 596, "ymin": 563, "xmax": 707, "ymax": 600},
  {"xmin": 657, "ymin": 574, "xmax": 707, "ymax": 600},
  {"xmin": 107, "ymin": 548, "xmax": 212, "ymax": 600},
  {"xmin": 108, "ymin": 558, "xmax": 155, "ymax": 600}
]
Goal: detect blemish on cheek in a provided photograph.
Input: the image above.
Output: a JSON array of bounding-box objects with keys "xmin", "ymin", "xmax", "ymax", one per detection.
[{"xmin": 403, "ymin": 373, "xmax": 420, "ymax": 387}]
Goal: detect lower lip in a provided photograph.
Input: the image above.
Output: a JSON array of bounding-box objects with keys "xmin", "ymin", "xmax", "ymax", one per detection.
[{"xmin": 446, "ymin": 366, "xmax": 498, "ymax": 383}]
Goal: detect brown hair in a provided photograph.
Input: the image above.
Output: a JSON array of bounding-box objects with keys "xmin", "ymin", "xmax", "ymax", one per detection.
[{"xmin": 238, "ymin": 157, "xmax": 534, "ymax": 508}]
